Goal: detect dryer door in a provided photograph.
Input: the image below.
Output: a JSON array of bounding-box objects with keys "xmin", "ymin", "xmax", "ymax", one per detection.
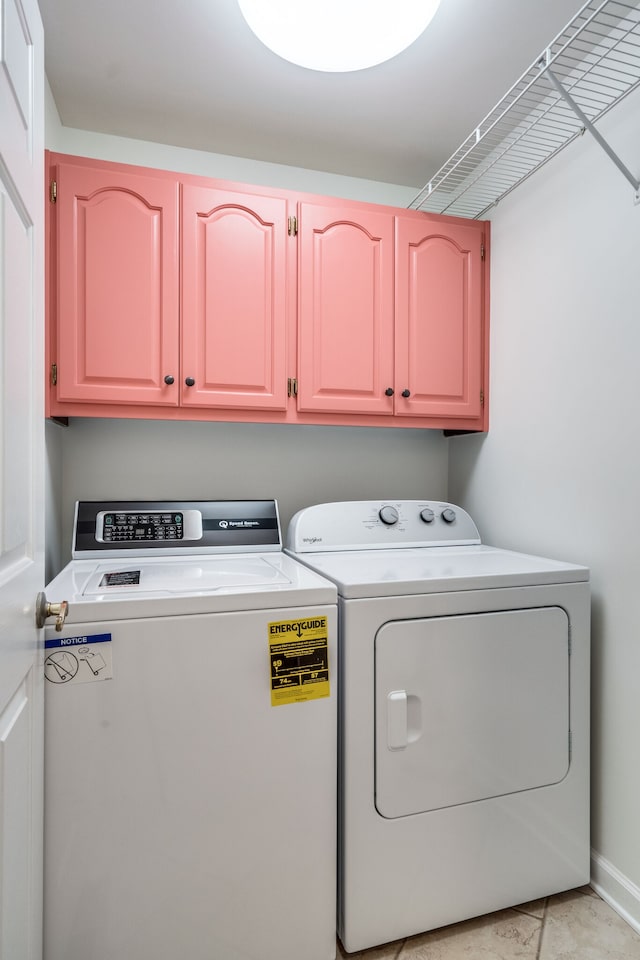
[{"xmin": 375, "ymin": 607, "xmax": 569, "ymax": 818}]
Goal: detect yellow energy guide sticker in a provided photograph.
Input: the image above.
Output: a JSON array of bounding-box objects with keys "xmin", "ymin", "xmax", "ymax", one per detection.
[{"xmin": 269, "ymin": 616, "xmax": 330, "ymax": 706}]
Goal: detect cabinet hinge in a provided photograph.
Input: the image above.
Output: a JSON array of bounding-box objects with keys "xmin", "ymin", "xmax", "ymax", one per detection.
[
  {"xmin": 50, "ymin": 180, "xmax": 57, "ymax": 204},
  {"xmin": 480, "ymin": 389, "xmax": 484, "ymax": 406},
  {"xmin": 480, "ymin": 241, "xmax": 485, "ymax": 260},
  {"xmin": 287, "ymin": 377, "xmax": 298, "ymax": 397},
  {"xmin": 51, "ymin": 363, "xmax": 58, "ymax": 386},
  {"xmin": 287, "ymin": 216, "xmax": 298, "ymax": 237}
]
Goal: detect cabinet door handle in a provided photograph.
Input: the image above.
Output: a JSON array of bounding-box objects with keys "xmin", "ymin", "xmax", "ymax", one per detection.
[
  {"xmin": 185, "ymin": 377, "xmax": 195, "ymax": 387},
  {"xmin": 385, "ymin": 387, "xmax": 394, "ymax": 397},
  {"xmin": 401, "ymin": 389, "xmax": 411, "ymax": 398},
  {"xmin": 164, "ymin": 375, "xmax": 175, "ymax": 385}
]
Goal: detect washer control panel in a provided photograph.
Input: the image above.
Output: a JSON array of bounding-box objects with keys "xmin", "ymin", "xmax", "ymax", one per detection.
[
  {"xmin": 286, "ymin": 500, "xmax": 481, "ymax": 553},
  {"xmin": 73, "ymin": 500, "xmax": 281, "ymax": 558}
]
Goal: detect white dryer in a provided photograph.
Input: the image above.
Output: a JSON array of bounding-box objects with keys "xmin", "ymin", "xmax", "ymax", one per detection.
[
  {"xmin": 43, "ymin": 500, "xmax": 337, "ymax": 960},
  {"xmin": 286, "ymin": 499, "xmax": 590, "ymax": 954}
]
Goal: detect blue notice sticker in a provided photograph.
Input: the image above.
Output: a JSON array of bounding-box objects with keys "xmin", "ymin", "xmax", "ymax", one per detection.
[{"xmin": 45, "ymin": 632, "xmax": 112, "ymax": 650}]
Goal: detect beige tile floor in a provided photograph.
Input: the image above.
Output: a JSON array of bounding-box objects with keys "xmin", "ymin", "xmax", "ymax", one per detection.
[{"xmin": 337, "ymin": 886, "xmax": 640, "ymax": 959}]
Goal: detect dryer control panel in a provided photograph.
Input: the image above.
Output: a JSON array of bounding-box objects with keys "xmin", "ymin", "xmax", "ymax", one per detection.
[
  {"xmin": 286, "ymin": 500, "xmax": 481, "ymax": 553},
  {"xmin": 73, "ymin": 500, "xmax": 281, "ymax": 558}
]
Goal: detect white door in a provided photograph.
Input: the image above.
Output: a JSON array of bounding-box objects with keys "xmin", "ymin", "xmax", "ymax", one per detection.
[
  {"xmin": 0, "ymin": 0, "xmax": 45, "ymax": 956},
  {"xmin": 375, "ymin": 608, "xmax": 570, "ymax": 818}
]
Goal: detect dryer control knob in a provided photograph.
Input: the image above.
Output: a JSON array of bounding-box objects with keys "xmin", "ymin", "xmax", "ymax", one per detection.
[
  {"xmin": 379, "ymin": 506, "xmax": 399, "ymax": 526},
  {"xmin": 441, "ymin": 508, "xmax": 457, "ymax": 524},
  {"xmin": 420, "ymin": 508, "xmax": 435, "ymax": 523}
]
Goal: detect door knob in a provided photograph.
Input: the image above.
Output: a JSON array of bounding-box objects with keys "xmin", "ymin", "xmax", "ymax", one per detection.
[
  {"xmin": 35, "ymin": 592, "xmax": 69, "ymax": 632},
  {"xmin": 185, "ymin": 377, "xmax": 195, "ymax": 387},
  {"xmin": 401, "ymin": 389, "xmax": 411, "ymax": 398},
  {"xmin": 164, "ymin": 375, "xmax": 175, "ymax": 385},
  {"xmin": 385, "ymin": 387, "xmax": 394, "ymax": 397}
]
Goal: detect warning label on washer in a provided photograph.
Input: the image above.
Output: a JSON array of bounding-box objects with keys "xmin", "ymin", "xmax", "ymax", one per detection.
[
  {"xmin": 268, "ymin": 617, "xmax": 330, "ymax": 706},
  {"xmin": 44, "ymin": 633, "xmax": 113, "ymax": 685},
  {"xmin": 99, "ymin": 570, "xmax": 141, "ymax": 587}
]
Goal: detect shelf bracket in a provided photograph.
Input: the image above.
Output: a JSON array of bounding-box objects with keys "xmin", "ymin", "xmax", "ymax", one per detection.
[{"xmin": 544, "ymin": 64, "xmax": 640, "ymax": 204}]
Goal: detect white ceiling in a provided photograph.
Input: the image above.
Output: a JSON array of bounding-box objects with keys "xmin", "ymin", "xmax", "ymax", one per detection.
[{"xmin": 40, "ymin": 0, "xmax": 590, "ymax": 188}]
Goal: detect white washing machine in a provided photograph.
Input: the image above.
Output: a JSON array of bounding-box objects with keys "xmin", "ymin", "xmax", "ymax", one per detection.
[
  {"xmin": 43, "ymin": 500, "xmax": 337, "ymax": 960},
  {"xmin": 286, "ymin": 499, "xmax": 590, "ymax": 953}
]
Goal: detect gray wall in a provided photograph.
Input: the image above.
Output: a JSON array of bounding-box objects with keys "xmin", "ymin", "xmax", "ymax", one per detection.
[
  {"xmin": 449, "ymin": 85, "xmax": 640, "ymax": 930},
  {"xmin": 57, "ymin": 419, "xmax": 447, "ymax": 566},
  {"xmin": 44, "ymin": 419, "xmax": 65, "ymax": 580},
  {"xmin": 44, "ymin": 81, "xmax": 416, "ymax": 207}
]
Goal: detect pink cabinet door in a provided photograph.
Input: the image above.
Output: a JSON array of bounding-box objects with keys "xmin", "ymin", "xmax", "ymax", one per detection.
[
  {"xmin": 395, "ymin": 217, "xmax": 484, "ymax": 420},
  {"xmin": 181, "ymin": 186, "xmax": 289, "ymax": 410},
  {"xmin": 55, "ymin": 162, "xmax": 179, "ymax": 405},
  {"xmin": 297, "ymin": 203, "xmax": 394, "ymax": 415}
]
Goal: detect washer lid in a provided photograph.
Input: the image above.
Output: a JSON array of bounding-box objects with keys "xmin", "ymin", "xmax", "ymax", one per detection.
[
  {"xmin": 289, "ymin": 544, "xmax": 589, "ymax": 598},
  {"xmin": 45, "ymin": 553, "xmax": 337, "ymax": 623},
  {"xmin": 81, "ymin": 557, "xmax": 291, "ymax": 597}
]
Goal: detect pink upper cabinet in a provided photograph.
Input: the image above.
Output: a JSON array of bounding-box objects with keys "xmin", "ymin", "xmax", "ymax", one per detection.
[
  {"xmin": 395, "ymin": 217, "xmax": 485, "ymax": 420},
  {"xmin": 181, "ymin": 186, "xmax": 289, "ymax": 410},
  {"xmin": 48, "ymin": 155, "xmax": 488, "ymax": 429},
  {"xmin": 297, "ymin": 203, "xmax": 395, "ymax": 415},
  {"xmin": 55, "ymin": 162, "xmax": 179, "ymax": 405}
]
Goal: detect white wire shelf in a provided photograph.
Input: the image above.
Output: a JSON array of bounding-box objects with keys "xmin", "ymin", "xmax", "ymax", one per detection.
[{"xmin": 409, "ymin": 0, "xmax": 640, "ymax": 219}]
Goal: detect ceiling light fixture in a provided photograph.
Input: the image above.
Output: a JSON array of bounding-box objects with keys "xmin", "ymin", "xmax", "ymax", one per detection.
[{"xmin": 237, "ymin": 0, "xmax": 441, "ymax": 73}]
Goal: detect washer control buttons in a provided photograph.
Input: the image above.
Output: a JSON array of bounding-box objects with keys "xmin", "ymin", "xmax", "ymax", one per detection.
[
  {"xmin": 420, "ymin": 508, "xmax": 435, "ymax": 523},
  {"xmin": 102, "ymin": 511, "xmax": 184, "ymax": 541},
  {"xmin": 378, "ymin": 505, "xmax": 399, "ymax": 526},
  {"xmin": 441, "ymin": 508, "xmax": 457, "ymax": 524}
]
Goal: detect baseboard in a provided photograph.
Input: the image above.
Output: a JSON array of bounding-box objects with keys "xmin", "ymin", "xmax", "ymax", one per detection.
[{"xmin": 591, "ymin": 849, "xmax": 640, "ymax": 935}]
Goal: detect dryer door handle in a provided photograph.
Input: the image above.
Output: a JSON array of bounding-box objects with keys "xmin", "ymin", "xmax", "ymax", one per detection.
[{"xmin": 387, "ymin": 690, "xmax": 408, "ymax": 750}]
